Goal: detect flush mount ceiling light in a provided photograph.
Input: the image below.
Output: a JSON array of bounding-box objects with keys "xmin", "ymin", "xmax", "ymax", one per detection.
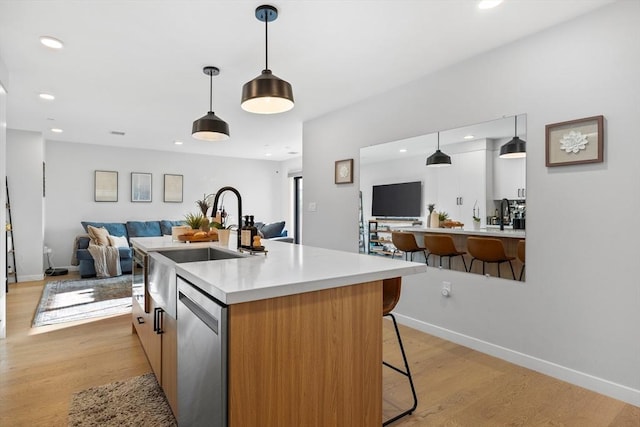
[
  {"xmin": 426, "ymin": 132, "xmax": 452, "ymax": 167},
  {"xmin": 241, "ymin": 4, "xmax": 294, "ymax": 114},
  {"xmin": 499, "ymin": 115, "xmax": 527, "ymax": 158},
  {"xmin": 478, "ymin": 0, "xmax": 504, "ymax": 10},
  {"xmin": 50, "ymin": 128, "xmax": 63, "ymax": 133},
  {"xmin": 40, "ymin": 36, "xmax": 64, "ymax": 49},
  {"xmin": 39, "ymin": 93, "xmax": 55, "ymax": 100},
  {"xmin": 192, "ymin": 66, "xmax": 230, "ymax": 141}
]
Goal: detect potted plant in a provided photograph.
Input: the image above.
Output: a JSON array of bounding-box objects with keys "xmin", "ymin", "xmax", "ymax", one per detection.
[
  {"xmin": 472, "ymin": 203, "xmax": 481, "ymax": 229},
  {"xmin": 427, "ymin": 203, "xmax": 436, "ymax": 228},
  {"xmin": 437, "ymin": 211, "xmax": 449, "ymax": 228},
  {"xmin": 184, "ymin": 212, "xmax": 205, "ymax": 230}
]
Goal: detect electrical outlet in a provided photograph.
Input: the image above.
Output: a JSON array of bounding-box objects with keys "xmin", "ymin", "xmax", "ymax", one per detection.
[{"xmin": 441, "ymin": 281, "xmax": 452, "ymax": 297}]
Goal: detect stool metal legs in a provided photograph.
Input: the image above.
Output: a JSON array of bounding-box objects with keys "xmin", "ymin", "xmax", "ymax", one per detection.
[
  {"xmin": 469, "ymin": 258, "xmax": 516, "ymax": 279},
  {"xmin": 383, "ymin": 313, "xmax": 418, "ymax": 426}
]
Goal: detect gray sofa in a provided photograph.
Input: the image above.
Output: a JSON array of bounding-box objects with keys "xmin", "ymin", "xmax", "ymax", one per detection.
[{"xmin": 75, "ymin": 220, "xmax": 184, "ymax": 278}]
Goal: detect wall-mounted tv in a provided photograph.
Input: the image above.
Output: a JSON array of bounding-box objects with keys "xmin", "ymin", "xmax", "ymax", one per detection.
[{"xmin": 371, "ymin": 181, "xmax": 422, "ymax": 218}]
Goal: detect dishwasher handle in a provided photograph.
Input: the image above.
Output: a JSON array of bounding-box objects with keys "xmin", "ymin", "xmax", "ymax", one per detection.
[
  {"xmin": 153, "ymin": 307, "xmax": 164, "ymax": 334},
  {"xmin": 179, "ymin": 291, "xmax": 219, "ymax": 335}
]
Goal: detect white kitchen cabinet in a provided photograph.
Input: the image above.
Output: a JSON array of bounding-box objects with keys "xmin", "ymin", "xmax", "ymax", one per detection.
[
  {"xmin": 430, "ymin": 149, "xmax": 487, "ymax": 226},
  {"xmin": 493, "ymin": 153, "xmax": 526, "ymax": 200}
]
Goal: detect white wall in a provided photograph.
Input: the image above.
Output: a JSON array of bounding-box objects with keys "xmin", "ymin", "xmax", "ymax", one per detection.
[
  {"xmin": 0, "ymin": 57, "xmax": 8, "ymax": 338},
  {"xmin": 43, "ymin": 140, "xmax": 287, "ymax": 269},
  {"xmin": 303, "ymin": 1, "xmax": 639, "ymax": 406},
  {"xmin": 6, "ymin": 130, "xmax": 45, "ymax": 281}
]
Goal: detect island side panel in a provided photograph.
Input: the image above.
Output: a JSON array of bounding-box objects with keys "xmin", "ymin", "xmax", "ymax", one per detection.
[{"xmin": 228, "ymin": 280, "xmax": 383, "ymax": 427}]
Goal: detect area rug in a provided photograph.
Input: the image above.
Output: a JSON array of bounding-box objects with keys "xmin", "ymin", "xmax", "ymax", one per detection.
[
  {"xmin": 32, "ymin": 275, "xmax": 132, "ymax": 327},
  {"xmin": 68, "ymin": 373, "xmax": 177, "ymax": 426}
]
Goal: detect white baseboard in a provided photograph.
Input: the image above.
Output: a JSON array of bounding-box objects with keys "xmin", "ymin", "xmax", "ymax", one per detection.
[
  {"xmin": 16, "ymin": 273, "xmax": 44, "ymax": 282},
  {"xmin": 394, "ymin": 312, "xmax": 640, "ymax": 407}
]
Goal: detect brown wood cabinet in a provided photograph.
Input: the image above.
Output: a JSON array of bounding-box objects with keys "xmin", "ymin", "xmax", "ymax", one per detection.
[{"xmin": 132, "ymin": 296, "xmax": 177, "ymax": 416}]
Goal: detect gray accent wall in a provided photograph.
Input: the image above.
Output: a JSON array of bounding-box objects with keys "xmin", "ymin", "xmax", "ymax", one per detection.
[{"xmin": 302, "ymin": 1, "xmax": 640, "ymax": 405}]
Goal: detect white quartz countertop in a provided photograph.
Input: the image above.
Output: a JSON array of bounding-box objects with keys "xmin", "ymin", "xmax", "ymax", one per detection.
[
  {"xmin": 393, "ymin": 226, "xmax": 525, "ymax": 239},
  {"xmin": 131, "ymin": 236, "xmax": 427, "ymax": 305}
]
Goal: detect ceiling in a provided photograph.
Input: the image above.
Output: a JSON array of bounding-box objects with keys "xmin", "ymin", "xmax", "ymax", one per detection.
[{"xmin": 0, "ymin": 0, "xmax": 613, "ymax": 161}]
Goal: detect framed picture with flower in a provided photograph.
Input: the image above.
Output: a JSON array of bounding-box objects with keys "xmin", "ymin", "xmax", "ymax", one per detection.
[{"xmin": 545, "ymin": 115, "xmax": 604, "ymax": 167}]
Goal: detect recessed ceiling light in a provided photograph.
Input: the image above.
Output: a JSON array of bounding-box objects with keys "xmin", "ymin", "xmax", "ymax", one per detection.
[
  {"xmin": 478, "ymin": 0, "xmax": 503, "ymax": 10},
  {"xmin": 174, "ymin": 140, "xmax": 183, "ymax": 145},
  {"xmin": 40, "ymin": 36, "xmax": 64, "ymax": 49},
  {"xmin": 399, "ymin": 149, "xmax": 407, "ymax": 153},
  {"xmin": 50, "ymin": 128, "xmax": 63, "ymax": 133},
  {"xmin": 463, "ymin": 134, "xmax": 475, "ymax": 140},
  {"xmin": 265, "ymin": 153, "xmax": 273, "ymax": 157},
  {"xmin": 39, "ymin": 93, "xmax": 55, "ymax": 100}
]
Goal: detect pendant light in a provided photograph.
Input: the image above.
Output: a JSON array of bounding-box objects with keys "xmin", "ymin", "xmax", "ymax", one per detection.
[
  {"xmin": 192, "ymin": 66, "xmax": 230, "ymax": 141},
  {"xmin": 426, "ymin": 132, "xmax": 452, "ymax": 167},
  {"xmin": 499, "ymin": 115, "xmax": 526, "ymax": 158},
  {"xmin": 241, "ymin": 5, "xmax": 294, "ymax": 114}
]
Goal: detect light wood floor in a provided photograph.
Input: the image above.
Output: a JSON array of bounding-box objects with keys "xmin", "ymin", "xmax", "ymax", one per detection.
[{"xmin": 1, "ymin": 275, "xmax": 638, "ymax": 426}]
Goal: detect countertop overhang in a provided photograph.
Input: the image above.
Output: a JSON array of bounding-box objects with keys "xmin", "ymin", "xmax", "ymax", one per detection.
[
  {"xmin": 131, "ymin": 236, "xmax": 427, "ymax": 305},
  {"xmin": 394, "ymin": 226, "xmax": 525, "ymax": 239}
]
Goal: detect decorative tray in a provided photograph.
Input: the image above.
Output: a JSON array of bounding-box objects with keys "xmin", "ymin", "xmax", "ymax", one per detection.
[{"xmin": 177, "ymin": 234, "xmax": 219, "ymax": 242}]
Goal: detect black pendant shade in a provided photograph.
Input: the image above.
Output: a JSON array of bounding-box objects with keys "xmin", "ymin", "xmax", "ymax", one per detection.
[
  {"xmin": 241, "ymin": 5, "xmax": 294, "ymax": 114},
  {"xmin": 192, "ymin": 66, "xmax": 230, "ymax": 141},
  {"xmin": 426, "ymin": 133, "xmax": 451, "ymax": 167},
  {"xmin": 499, "ymin": 115, "xmax": 526, "ymax": 158}
]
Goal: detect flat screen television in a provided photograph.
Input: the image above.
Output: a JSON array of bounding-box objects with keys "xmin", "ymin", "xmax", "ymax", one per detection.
[{"xmin": 371, "ymin": 181, "xmax": 422, "ymax": 218}]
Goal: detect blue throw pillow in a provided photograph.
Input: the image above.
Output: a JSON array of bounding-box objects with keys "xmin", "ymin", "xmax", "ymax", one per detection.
[
  {"xmin": 260, "ymin": 221, "xmax": 286, "ymax": 239},
  {"xmin": 126, "ymin": 221, "xmax": 162, "ymax": 238},
  {"xmin": 160, "ymin": 220, "xmax": 186, "ymax": 236},
  {"xmin": 81, "ymin": 222, "xmax": 128, "ymax": 240}
]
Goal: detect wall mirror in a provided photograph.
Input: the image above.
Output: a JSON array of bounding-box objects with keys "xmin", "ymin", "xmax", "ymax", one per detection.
[{"xmin": 359, "ymin": 115, "xmax": 527, "ymax": 282}]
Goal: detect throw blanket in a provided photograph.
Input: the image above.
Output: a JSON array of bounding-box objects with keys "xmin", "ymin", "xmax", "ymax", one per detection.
[{"xmin": 88, "ymin": 243, "xmax": 122, "ymax": 278}]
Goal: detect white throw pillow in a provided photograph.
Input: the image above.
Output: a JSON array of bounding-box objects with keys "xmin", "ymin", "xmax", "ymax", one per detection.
[{"xmin": 108, "ymin": 235, "xmax": 129, "ymax": 248}]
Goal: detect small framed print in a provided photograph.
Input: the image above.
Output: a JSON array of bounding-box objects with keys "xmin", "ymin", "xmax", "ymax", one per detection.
[
  {"xmin": 335, "ymin": 159, "xmax": 354, "ymax": 184},
  {"xmin": 164, "ymin": 174, "xmax": 183, "ymax": 203},
  {"xmin": 94, "ymin": 170, "xmax": 118, "ymax": 202},
  {"xmin": 546, "ymin": 115, "xmax": 604, "ymax": 167},
  {"xmin": 131, "ymin": 172, "xmax": 152, "ymax": 202}
]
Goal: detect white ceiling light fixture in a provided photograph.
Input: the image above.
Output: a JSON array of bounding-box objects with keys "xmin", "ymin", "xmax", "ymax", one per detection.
[
  {"xmin": 478, "ymin": 0, "xmax": 504, "ymax": 10},
  {"xmin": 463, "ymin": 134, "xmax": 475, "ymax": 140},
  {"xmin": 39, "ymin": 93, "xmax": 55, "ymax": 100},
  {"xmin": 50, "ymin": 128, "xmax": 63, "ymax": 133},
  {"xmin": 174, "ymin": 140, "xmax": 184, "ymax": 145},
  {"xmin": 40, "ymin": 36, "xmax": 64, "ymax": 49},
  {"xmin": 241, "ymin": 4, "xmax": 294, "ymax": 114},
  {"xmin": 192, "ymin": 66, "xmax": 230, "ymax": 141}
]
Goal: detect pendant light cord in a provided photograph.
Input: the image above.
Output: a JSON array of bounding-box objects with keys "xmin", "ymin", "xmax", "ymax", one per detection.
[
  {"xmin": 264, "ymin": 13, "xmax": 269, "ymax": 70},
  {"xmin": 437, "ymin": 132, "xmax": 440, "ymax": 149},
  {"xmin": 209, "ymin": 72, "xmax": 213, "ymax": 112},
  {"xmin": 514, "ymin": 115, "xmax": 517, "ymax": 136}
]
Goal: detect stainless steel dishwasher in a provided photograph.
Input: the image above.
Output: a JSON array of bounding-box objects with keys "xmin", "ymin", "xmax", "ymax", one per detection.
[{"xmin": 177, "ymin": 275, "xmax": 227, "ymax": 427}]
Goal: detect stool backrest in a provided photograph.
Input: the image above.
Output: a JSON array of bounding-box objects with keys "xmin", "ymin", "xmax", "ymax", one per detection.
[
  {"xmin": 517, "ymin": 240, "xmax": 525, "ymax": 263},
  {"xmin": 423, "ymin": 234, "xmax": 458, "ymax": 255},
  {"xmin": 467, "ymin": 237, "xmax": 508, "ymax": 262},
  {"xmin": 383, "ymin": 277, "xmax": 402, "ymax": 315},
  {"xmin": 391, "ymin": 232, "xmax": 420, "ymax": 252}
]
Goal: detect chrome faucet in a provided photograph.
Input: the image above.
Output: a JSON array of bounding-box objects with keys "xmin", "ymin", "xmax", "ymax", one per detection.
[
  {"xmin": 212, "ymin": 186, "xmax": 242, "ymax": 249},
  {"xmin": 499, "ymin": 198, "xmax": 511, "ymax": 231}
]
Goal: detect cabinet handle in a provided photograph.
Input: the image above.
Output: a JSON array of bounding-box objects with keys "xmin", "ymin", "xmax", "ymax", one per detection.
[
  {"xmin": 459, "ymin": 196, "xmax": 463, "ymax": 205},
  {"xmin": 522, "ymin": 188, "xmax": 525, "ymax": 198},
  {"xmin": 154, "ymin": 307, "xmax": 164, "ymax": 334},
  {"xmin": 136, "ymin": 316, "xmax": 145, "ymax": 324},
  {"xmin": 517, "ymin": 189, "xmax": 521, "ymax": 198}
]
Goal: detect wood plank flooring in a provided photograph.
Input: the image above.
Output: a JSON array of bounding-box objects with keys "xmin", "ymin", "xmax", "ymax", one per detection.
[{"xmin": 1, "ymin": 275, "xmax": 638, "ymax": 426}]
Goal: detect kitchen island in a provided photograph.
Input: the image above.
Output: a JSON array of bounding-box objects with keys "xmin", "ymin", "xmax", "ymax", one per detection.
[
  {"xmin": 130, "ymin": 235, "xmax": 426, "ymax": 426},
  {"xmin": 394, "ymin": 226, "xmax": 525, "ymax": 278}
]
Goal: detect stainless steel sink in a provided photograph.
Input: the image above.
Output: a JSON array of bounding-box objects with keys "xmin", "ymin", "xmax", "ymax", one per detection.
[
  {"xmin": 158, "ymin": 247, "xmax": 244, "ymax": 263},
  {"xmin": 148, "ymin": 247, "xmax": 245, "ymax": 318}
]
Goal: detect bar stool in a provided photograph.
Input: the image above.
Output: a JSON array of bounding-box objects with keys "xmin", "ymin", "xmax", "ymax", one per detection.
[
  {"xmin": 467, "ymin": 237, "xmax": 516, "ymax": 279},
  {"xmin": 382, "ymin": 277, "xmax": 417, "ymax": 426},
  {"xmin": 391, "ymin": 232, "xmax": 427, "ymax": 262},
  {"xmin": 517, "ymin": 240, "xmax": 525, "ymax": 281},
  {"xmin": 423, "ymin": 234, "xmax": 468, "ymax": 271}
]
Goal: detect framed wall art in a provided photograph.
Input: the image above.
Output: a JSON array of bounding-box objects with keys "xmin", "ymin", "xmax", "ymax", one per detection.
[
  {"xmin": 94, "ymin": 170, "xmax": 118, "ymax": 202},
  {"xmin": 164, "ymin": 174, "xmax": 183, "ymax": 203},
  {"xmin": 335, "ymin": 158, "xmax": 354, "ymax": 184},
  {"xmin": 131, "ymin": 172, "xmax": 152, "ymax": 202},
  {"xmin": 545, "ymin": 115, "xmax": 604, "ymax": 167}
]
